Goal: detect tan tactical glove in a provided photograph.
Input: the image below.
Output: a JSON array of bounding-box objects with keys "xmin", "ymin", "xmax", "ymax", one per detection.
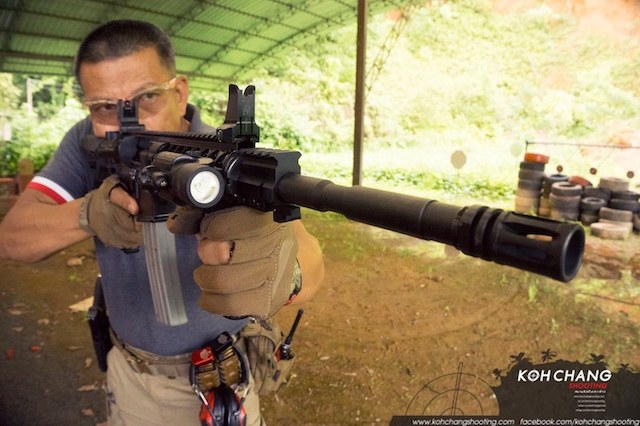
[
  {"xmin": 79, "ymin": 175, "xmax": 142, "ymax": 249},
  {"xmin": 167, "ymin": 206, "xmax": 203, "ymax": 235},
  {"xmin": 171, "ymin": 206, "xmax": 299, "ymax": 319},
  {"xmin": 240, "ymin": 320, "xmax": 295, "ymax": 394}
]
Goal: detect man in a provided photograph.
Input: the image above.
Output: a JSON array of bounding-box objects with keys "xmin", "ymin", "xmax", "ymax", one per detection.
[{"xmin": 0, "ymin": 20, "xmax": 324, "ymax": 425}]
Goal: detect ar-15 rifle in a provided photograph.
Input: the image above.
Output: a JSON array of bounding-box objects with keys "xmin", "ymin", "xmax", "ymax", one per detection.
[{"xmin": 82, "ymin": 84, "xmax": 585, "ymax": 326}]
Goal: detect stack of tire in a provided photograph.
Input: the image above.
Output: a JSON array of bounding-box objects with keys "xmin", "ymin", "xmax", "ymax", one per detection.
[
  {"xmin": 549, "ymin": 181, "xmax": 583, "ymax": 221},
  {"xmin": 539, "ymin": 174, "xmax": 568, "ymax": 217},
  {"xmin": 513, "ymin": 157, "xmax": 640, "ymax": 239},
  {"xmin": 538, "ymin": 191, "xmax": 550, "ymax": 217},
  {"xmin": 580, "ymin": 186, "xmax": 607, "ymax": 226},
  {"xmin": 515, "ymin": 153, "xmax": 548, "ymax": 215},
  {"xmin": 589, "ymin": 177, "xmax": 640, "ymax": 240}
]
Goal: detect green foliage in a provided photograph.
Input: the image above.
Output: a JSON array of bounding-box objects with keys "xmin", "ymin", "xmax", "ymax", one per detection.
[
  {"xmin": 11, "ymin": 75, "xmax": 79, "ymax": 120},
  {"xmin": 362, "ymin": 167, "xmax": 513, "ymax": 200},
  {"xmin": 250, "ymin": 32, "xmax": 358, "ymax": 152},
  {"xmin": 0, "ymin": 74, "xmax": 21, "ymax": 111},
  {"xmin": 367, "ymin": 0, "xmax": 640, "ymax": 149},
  {"xmin": 1, "ymin": 73, "xmax": 85, "ymax": 176},
  {"xmin": 188, "ymin": 90, "xmax": 229, "ymax": 127},
  {"xmin": 0, "ymin": 139, "xmax": 56, "ymax": 176}
]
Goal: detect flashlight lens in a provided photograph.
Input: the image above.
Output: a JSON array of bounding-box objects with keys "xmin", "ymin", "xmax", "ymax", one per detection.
[{"xmin": 190, "ymin": 170, "xmax": 221, "ymax": 205}]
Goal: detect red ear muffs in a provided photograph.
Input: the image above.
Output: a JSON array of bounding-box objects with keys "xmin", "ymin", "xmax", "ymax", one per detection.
[{"xmin": 199, "ymin": 386, "xmax": 246, "ymax": 426}]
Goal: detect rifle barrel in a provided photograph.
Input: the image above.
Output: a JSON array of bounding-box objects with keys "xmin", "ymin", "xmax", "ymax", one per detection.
[{"xmin": 277, "ymin": 174, "xmax": 584, "ymax": 282}]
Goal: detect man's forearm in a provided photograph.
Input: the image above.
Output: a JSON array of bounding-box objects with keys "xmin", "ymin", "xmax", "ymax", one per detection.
[{"xmin": 0, "ymin": 189, "xmax": 92, "ymax": 263}]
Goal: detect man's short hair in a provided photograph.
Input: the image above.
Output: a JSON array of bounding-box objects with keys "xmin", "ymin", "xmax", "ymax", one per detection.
[{"xmin": 74, "ymin": 19, "xmax": 176, "ymax": 83}]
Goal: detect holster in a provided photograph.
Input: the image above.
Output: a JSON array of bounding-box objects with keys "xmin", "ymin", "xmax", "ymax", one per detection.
[{"xmin": 87, "ymin": 276, "xmax": 113, "ymax": 372}]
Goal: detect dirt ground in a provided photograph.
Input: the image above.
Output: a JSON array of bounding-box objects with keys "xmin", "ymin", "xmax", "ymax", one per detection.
[{"xmin": 1, "ymin": 207, "xmax": 639, "ymax": 425}]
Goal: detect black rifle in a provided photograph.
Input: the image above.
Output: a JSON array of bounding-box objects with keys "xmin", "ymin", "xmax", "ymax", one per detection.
[{"xmin": 82, "ymin": 84, "xmax": 585, "ymax": 325}]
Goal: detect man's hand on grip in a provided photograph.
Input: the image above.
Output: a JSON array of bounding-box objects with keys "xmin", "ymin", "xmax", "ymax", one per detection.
[
  {"xmin": 186, "ymin": 206, "xmax": 299, "ymax": 319},
  {"xmin": 79, "ymin": 175, "xmax": 142, "ymax": 249}
]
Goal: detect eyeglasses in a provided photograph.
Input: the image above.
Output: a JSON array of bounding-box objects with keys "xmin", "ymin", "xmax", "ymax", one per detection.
[{"xmin": 82, "ymin": 77, "xmax": 178, "ymax": 125}]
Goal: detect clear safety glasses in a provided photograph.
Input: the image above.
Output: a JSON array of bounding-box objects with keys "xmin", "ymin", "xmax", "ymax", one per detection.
[{"xmin": 82, "ymin": 77, "xmax": 178, "ymax": 125}]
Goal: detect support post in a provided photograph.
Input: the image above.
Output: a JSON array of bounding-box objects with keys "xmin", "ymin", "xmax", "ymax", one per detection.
[{"xmin": 353, "ymin": 0, "xmax": 367, "ymax": 186}]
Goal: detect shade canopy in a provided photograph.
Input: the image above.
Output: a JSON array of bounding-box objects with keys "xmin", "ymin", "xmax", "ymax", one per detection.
[{"xmin": 1, "ymin": 0, "xmax": 407, "ymax": 90}]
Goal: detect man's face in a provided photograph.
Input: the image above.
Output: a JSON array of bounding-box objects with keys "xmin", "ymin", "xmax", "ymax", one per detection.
[{"xmin": 79, "ymin": 46, "xmax": 189, "ymax": 137}]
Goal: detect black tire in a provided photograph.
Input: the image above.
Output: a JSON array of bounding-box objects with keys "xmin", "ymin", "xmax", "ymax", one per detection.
[
  {"xmin": 599, "ymin": 206, "xmax": 633, "ymax": 222},
  {"xmin": 515, "ymin": 194, "xmax": 540, "ymax": 207},
  {"xmin": 516, "ymin": 188, "xmax": 541, "ymax": 199},
  {"xmin": 518, "ymin": 179, "xmax": 542, "ymax": 191},
  {"xmin": 543, "ymin": 174, "xmax": 568, "ymax": 185},
  {"xmin": 539, "ymin": 197, "xmax": 551, "ymax": 208},
  {"xmin": 519, "ymin": 161, "xmax": 545, "ymax": 171},
  {"xmin": 609, "ymin": 198, "xmax": 640, "ymax": 213},
  {"xmin": 514, "ymin": 197, "xmax": 538, "ymax": 216},
  {"xmin": 542, "ymin": 174, "xmax": 568, "ymax": 197},
  {"xmin": 550, "ymin": 209, "xmax": 579, "ymax": 221},
  {"xmin": 538, "ymin": 207, "xmax": 550, "ymax": 217},
  {"xmin": 610, "ymin": 190, "xmax": 640, "ymax": 201},
  {"xmin": 583, "ymin": 186, "xmax": 611, "ymax": 201},
  {"xmin": 599, "ymin": 218, "xmax": 634, "ymax": 231},
  {"xmin": 598, "ymin": 177, "xmax": 629, "ymax": 193},
  {"xmin": 550, "ymin": 193, "xmax": 581, "ymax": 210},
  {"xmin": 518, "ymin": 169, "xmax": 545, "ymax": 181},
  {"xmin": 591, "ymin": 222, "xmax": 631, "ymax": 240},
  {"xmin": 551, "ymin": 182, "xmax": 582, "ymax": 197},
  {"xmin": 580, "ymin": 197, "xmax": 607, "ymax": 213},
  {"xmin": 580, "ymin": 212, "xmax": 599, "ymax": 226}
]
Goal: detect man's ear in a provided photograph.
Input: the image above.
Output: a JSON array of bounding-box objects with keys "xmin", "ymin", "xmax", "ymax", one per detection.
[{"xmin": 175, "ymin": 75, "xmax": 189, "ymax": 115}]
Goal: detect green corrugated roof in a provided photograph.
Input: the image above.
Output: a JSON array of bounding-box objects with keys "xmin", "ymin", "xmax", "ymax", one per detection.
[{"xmin": 1, "ymin": 0, "xmax": 408, "ymax": 90}]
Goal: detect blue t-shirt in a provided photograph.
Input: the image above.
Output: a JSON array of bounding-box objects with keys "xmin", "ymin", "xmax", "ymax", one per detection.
[{"xmin": 32, "ymin": 105, "xmax": 247, "ymax": 356}]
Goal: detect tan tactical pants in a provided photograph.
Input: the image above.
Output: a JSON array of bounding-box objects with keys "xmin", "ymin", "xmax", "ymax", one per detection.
[{"xmin": 104, "ymin": 347, "xmax": 262, "ymax": 425}]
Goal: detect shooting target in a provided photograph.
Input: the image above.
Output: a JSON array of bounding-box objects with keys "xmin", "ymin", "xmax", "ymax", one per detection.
[{"xmin": 450, "ymin": 150, "xmax": 467, "ymax": 170}]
